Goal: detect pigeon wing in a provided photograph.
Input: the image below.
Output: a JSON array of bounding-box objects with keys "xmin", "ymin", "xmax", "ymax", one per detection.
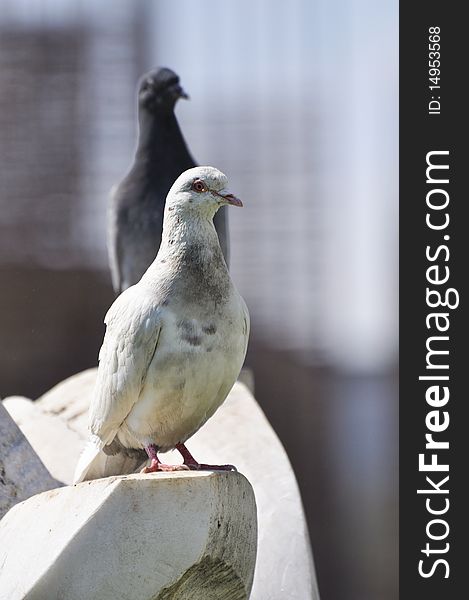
[{"xmin": 89, "ymin": 288, "xmax": 162, "ymax": 446}]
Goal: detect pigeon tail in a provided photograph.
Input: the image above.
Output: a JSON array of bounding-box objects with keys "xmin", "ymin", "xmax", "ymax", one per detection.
[{"xmin": 73, "ymin": 435, "xmax": 147, "ymax": 483}]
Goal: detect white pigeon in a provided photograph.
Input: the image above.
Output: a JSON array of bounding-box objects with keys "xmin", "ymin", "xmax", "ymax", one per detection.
[{"xmin": 74, "ymin": 167, "xmax": 249, "ymax": 483}]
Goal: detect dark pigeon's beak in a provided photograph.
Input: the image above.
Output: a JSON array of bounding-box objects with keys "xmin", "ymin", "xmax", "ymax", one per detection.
[
  {"xmin": 213, "ymin": 190, "xmax": 243, "ymax": 208},
  {"xmin": 173, "ymin": 84, "xmax": 190, "ymax": 100}
]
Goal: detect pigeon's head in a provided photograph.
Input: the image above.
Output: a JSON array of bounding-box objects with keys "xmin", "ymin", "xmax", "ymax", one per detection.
[
  {"xmin": 166, "ymin": 167, "xmax": 243, "ymax": 218},
  {"xmin": 138, "ymin": 68, "xmax": 189, "ymax": 114}
]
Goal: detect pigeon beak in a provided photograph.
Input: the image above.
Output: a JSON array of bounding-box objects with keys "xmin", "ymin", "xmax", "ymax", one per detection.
[
  {"xmin": 175, "ymin": 84, "xmax": 190, "ymax": 100},
  {"xmin": 214, "ymin": 190, "xmax": 243, "ymax": 208}
]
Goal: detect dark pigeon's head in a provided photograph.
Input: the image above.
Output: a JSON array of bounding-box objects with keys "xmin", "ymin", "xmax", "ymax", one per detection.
[{"xmin": 138, "ymin": 68, "xmax": 189, "ymax": 114}]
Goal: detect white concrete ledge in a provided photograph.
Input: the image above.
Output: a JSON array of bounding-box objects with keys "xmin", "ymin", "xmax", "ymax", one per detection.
[
  {"xmin": 1, "ymin": 396, "xmax": 83, "ymax": 485},
  {"xmin": 0, "ymin": 403, "xmax": 59, "ymax": 519},
  {"xmin": 0, "ymin": 471, "xmax": 257, "ymax": 600},
  {"xmin": 3, "ymin": 369, "xmax": 320, "ymax": 599}
]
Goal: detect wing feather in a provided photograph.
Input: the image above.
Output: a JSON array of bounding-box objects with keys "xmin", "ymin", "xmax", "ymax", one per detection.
[{"xmin": 89, "ymin": 287, "xmax": 162, "ymax": 445}]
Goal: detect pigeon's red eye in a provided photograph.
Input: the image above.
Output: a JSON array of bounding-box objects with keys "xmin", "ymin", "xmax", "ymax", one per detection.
[{"xmin": 192, "ymin": 179, "xmax": 206, "ymax": 193}]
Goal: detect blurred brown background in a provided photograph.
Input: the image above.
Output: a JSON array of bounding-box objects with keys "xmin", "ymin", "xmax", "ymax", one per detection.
[{"xmin": 0, "ymin": 1, "xmax": 398, "ymax": 598}]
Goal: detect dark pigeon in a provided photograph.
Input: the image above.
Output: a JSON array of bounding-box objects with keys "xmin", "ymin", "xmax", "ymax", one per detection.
[{"xmin": 108, "ymin": 67, "xmax": 228, "ymax": 293}]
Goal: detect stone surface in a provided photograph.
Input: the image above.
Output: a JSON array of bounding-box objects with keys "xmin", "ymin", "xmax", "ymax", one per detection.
[
  {"xmin": 0, "ymin": 402, "xmax": 59, "ymax": 519},
  {"xmin": 0, "ymin": 471, "xmax": 257, "ymax": 600},
  {"xmin": 3, "ymin": 369, "xmax": 320, "ymax": 599},
  {"xmin": 37, "ymin": 367, "xmax": 97, "ymax": 435},
  {"xmin": 2, "ymin": 396, "xmax": 84, "ymax": 485}
]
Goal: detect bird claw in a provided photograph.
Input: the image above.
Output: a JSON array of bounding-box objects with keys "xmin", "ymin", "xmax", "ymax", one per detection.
[
  {"xmin": 185, "ymin": 463, "xmax": 237, "ymax": 472},
  {"xmin": 140, "ymin": 461, "xmax": 190, "ymax": 474},
  {"xmin": 141, "ymin": 445, "xmax": 237, "ymax": 475}
]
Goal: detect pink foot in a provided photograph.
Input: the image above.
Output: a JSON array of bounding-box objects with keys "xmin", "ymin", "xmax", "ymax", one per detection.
[
  {"xmin": 187, "ymin": 463, "xmax": 237, "ymax": 472},
  {"xmin": 176, "ymin": 443, "xmax": 237, "ymax": 472},
  {"xmin": 140, "ymin": 458, "xmax": 189, "ymax": 474}
]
